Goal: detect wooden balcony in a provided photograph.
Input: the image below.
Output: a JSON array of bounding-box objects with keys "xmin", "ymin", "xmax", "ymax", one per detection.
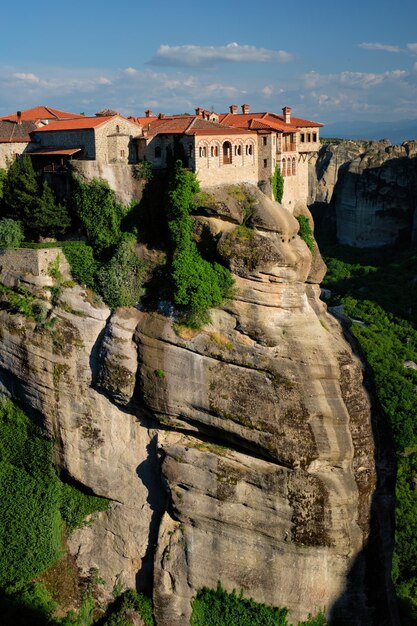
[{"xmin": 279, "ymin": 142, "xmax": 296, "ymax": 153}]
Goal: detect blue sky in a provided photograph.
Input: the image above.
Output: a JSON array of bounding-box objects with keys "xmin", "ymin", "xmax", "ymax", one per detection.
[{"xmin": 1, "ymin": 0, "xmax": 416, "ymax": 125}]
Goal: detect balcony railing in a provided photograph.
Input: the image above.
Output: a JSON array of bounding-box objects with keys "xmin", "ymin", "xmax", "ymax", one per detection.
[{"xmin": 278, "ymin": 143, "xmax": 296, "ymax": 153}]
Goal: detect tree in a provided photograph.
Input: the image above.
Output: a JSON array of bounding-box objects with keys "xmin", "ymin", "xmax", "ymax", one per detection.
[
  {"xmin": 271, "ymin": 166, "xmax": 284, "ymax": 203},
  {"xmin": 26, "ymin": 181, "xmax": 70, "ymax": 238},
  {"xmin": 1, "ymin": 156, "xmax": 38, "ymax": 222}
]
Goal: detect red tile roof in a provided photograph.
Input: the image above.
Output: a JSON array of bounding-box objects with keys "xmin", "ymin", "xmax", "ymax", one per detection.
[
  {"xmin": 144, "ymin": 115, "xmax": 255, "ymax": 137},
  {"xmin": 0, "ymin": 106, "xmax": 85, "ymax": 122},
  {"xmin": 33, "ymin": 115, "xmax": 117, "ymax": 132},
  {"xmin": 28, "ymin": 147, "xmax": 82, "ymax": 156},
  {"xmin": 218, "ymin": 111, "xmax": 323, "ymax": 132}
]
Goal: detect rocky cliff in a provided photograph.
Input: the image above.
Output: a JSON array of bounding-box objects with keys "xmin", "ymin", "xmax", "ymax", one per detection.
[
  {"xmin": 0, "ymin": 185, "xmax": 396, "ymax": 624},
  {"xmin": 310, "ymin": 140, "xmax": 417, "ymax": 247}
]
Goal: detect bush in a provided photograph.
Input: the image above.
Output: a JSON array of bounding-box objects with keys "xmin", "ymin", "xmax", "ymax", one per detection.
[
  {"xmin": 61, "ymin": 242, "xmax": 97, "ymax": 289},
  {"xmin": 0, "ymin": 218, "xmax": 24, "ymax": 248},
  {"xmin": 166, "ymin": 161, "xmax": 234, "ymax": 326},
  {"xmin": 0, "ymin": 397, "xmax": 108, "ymax": 595},
  {"xmin": 104, "ymin": 590, "xmax": 154, "ymax": 626},
  {"xmin": 296, "ymin": 215, "xmax": 315, "ymax": 252},
  {"xmin": 96, "ymin": 236, "xmax": 147, "ymax": 309},
  {"xmin": 0, "ymin": 168, "xmax": 7, "ymax": 200},
  {"xmin": 71, "ymin": 177, "xmax": 125, "ymax": 257}
]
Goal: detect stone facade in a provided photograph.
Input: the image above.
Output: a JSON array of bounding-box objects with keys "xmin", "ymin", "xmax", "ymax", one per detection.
[
  {"xmin": 30, "ymin": 116, "xmax": 141, "ymax": 164},
  {"xmin": 0, "ymin": 142, "xmax": 29, "ymax": 168}
]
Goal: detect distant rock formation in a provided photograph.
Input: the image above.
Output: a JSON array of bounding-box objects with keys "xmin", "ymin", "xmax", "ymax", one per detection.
[
  {"xmin": 310, "ymin": 140, "xmax": 417, "ymax": 247},
  {"xmin": 0, "ymin": 185, "xmax": 397, "ymax": 624}
]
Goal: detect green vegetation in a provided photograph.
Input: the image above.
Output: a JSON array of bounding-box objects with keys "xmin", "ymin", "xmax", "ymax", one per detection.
[
  {"xmin": 190, "ymin": 583, "xmax": 327, "ymax": 626},
  {"xmin": 96, "ymin": 235, "xmax": 146, "ymax": 309},
  {"xmin": 135, "ymin": 160, "xmax": 153, "ymax": 181},
  {"xmin": 166, "ymin": 160, "xmax": 234, "ymax": 327},
  {"xmin": 103, "ymin": 590, "xmax": 154, "ymax": 626},
  {"xmin": 271, "ymin": 166, "xmax": 284, "ymax": 203},
  {"xmin": 0, "ymin": 167, "xmax": 6, "ymax": 200},
  {"xmin": 71, "ymin": 177, "xmax": 125, "ymax": 257},
  {"xmin": 0, "ymin": 218, "xmax": 24, "ymax": 248},
  {"xmin": 0, "ymin": 397, "xmax": 108, "ymax": 622},
  {"xmin": 320, "ymin": 240, "xmax": 417, "ymax": 624},
  {"xmin": 296, "ymin": 215, "xmax": 315, "ymax": 252},
  {"xmin": 1, "ymin": 156, "xmax": 70, "ymax": 238}
]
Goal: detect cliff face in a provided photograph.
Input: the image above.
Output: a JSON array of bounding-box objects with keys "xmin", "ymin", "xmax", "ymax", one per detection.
[
  {"xmin": 310, "ymin": 140, "xmax": 417, "ymax": 247},
  {"xmin": 0, "ymin": 186, "xmax": 395, "ymax": 624}
]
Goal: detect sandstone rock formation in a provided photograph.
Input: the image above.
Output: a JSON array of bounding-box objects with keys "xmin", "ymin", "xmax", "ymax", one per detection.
[
  {"xmin": 310, "ymin": 140, "xmax": 417, "ymax": 247},
  {"xmin": 0, "ymin": 185, "xmax": 396, "ymax": 624}
]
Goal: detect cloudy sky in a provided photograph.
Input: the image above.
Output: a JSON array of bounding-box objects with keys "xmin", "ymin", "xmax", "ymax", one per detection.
[{"xmin": 0, "ymin": 0, "xmax": 416, "ymax": 126}]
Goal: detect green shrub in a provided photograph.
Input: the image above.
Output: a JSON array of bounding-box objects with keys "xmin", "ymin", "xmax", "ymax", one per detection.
[
  {"xmin": 103, "ymin": 590, "xmax": 154, "ymax": 626},
  {"xmin": 62, "ymin": 242, "xmax": 97, "ymax": 289},
  {"xmin": 166, "ymin": 161, "xmax": 234, "ymax": 327},
  {"xmin": 71, "ymin": 177, "xmax": 125, "ymax": 257},
  {"xmin": 96, "ymin": 236, "xmax": 146, "ymax": 309},
  {"xmin": 0, "ymin": 167, "xmax": 6, "ymax": 200},
  {"xmin": 191, "ymin": 582, "xmax": 289, "ymax": 626},
  {"xmin": 0, "ymin": 397, "xmax": 108, "ymax": 596},
  {"xmin": 135, "ymin": 160, "xmax": 153, "ymax": 181},
  {"xmin": 296, "ymin": 215, "xmax": 315, "ymax": 252},
  {"xmin": 0, "ymin": 218, "xmax": 24, "ymax": 248},
  {"xmin": 271, "ymin": 166, "xmax": 284, "ymax": 203}
]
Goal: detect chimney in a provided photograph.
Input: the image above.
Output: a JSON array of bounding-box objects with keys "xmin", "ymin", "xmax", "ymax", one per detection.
[
  {"xmin": 195, "ymin": 107, "xmax": 203, "ymax": 117},
  {"xmin": 145, "ymin": 109, "xmax": 153, "ymax": 118},
  {"xmin": 229, "ymin": 104, "xmax": 238, "ymax": 114},
  {"xmin": 241, "ymin": 103, "xmax": 250, "ymax": 114},
  {"xmin": 282, "ymin": 106, "xmax": 292, "ymax": 124},
  {"xmin": 17, "ymin": 111, "xmax": 22, "ymax": 126},
  {"xmin": 158, "ymin": 113, "xmax": 165, "ymax": 119}
]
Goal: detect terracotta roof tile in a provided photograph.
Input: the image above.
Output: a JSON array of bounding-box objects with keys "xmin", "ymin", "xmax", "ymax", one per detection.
[
  {"xmin": 0, "ymin": 106, "xmax": 85, "ymax": 122},
  {"xmin": 33, "ymin": 115, "xmax": 121, "ymax": 132},
  {"xmin": 218, "ymin": 111, "xmax": 323, "ymax": 131},
  {"xmin": 28, "ymin": 147, "xmax": 82, "ymax": 156}
]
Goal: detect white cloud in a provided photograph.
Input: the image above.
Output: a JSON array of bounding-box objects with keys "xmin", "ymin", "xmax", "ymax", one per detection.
[
  {"xmin": 13, "ymin": 72, "xmax": 41, "ymax": 83},
  {"xmin": 262, "ymin": 85, "xmax": 273, "ymax": 97},
  {"xmin": 302, "ymin": 69, "xmax": 408, "ymax": 90},
  {"xmin": 149, "ymin": 43, "xmax": 293, "ymax": 67},
  {"xmin": 407, "ymin": 43, "xmax": 417, "ymax": 53},
  {"xmin": 359, "ymin": 42, "xmax": 400, "ymax": 53},
  {"xmin": 97, "ymin": 77, "xmax": 111, "ymax": 85},
  {"xmin": 124, "ymin": 67, "xmax": 137, "ymax": 75}
]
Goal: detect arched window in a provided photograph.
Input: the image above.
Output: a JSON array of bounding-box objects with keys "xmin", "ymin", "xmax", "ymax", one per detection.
[
  {"xmin": 222, "ymin": 141, "xmax": 232, "ymax": 164},
  {"xmin": 155, "ymin": 146, "xmax": 161, "ymax": 159},
  {"xmin": 116, "ymin": 125, "xmax": 120, "ymax": 133},
  {"xmin": 292, "ymin": 157, "xmax": 296, "ymax": 176},
  {"xmin": 199, "ymin": 146, "xmax": 207, "ymax": 158},
  {"xmin": 281, "ymin": 158, "xmax": 286, "ymax": 176},
  {"xmin": 246, "ymin": 143, "xmax": 254, "ymax": 156},
  {"xmin": 235, "ymin": 144, "xmax": 242, "ymax": 156}
]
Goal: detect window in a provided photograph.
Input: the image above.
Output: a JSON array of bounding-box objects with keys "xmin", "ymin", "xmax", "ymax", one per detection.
[
  {"xmin": 300, "ymin": 133, "xmax": 305, "ymax": 143},
  {"xmin": 263, "ymin": 159, "xmax": 268, "ymax": 168},
  {"xmin": 199, "ymin": 146, "xmax": 207, "ymax": 158},
  {"xmin": 235, "ymin": 144, "xmax": 242, "ymax": 156},
  {"xmin": 262, "ymin": 136, "xmax": 267, "ymax": 146},
  {"xmin": 116, "ymin": 125, "xmax": 120, "ymax": 133},
  {"xmin": 307, "ymin": 133, "xmax": 311, "ymax": 142},
  {"xmin": 313, "ymin": 132, "xmax": 317, "ymax": 142},
  {"xmin": 292, "ymin": 157, "xmax": 296, "ymax": 176},
  {"xmin": 222, "ymin": 141, "xmax": 232, "ymax": 164},
  {"xmin": 120, "ymin": 149, "xmax": 125, "ymax": 157},
  {"xmin": 155, "ymin": 146, "xmax": 161, "ymax": 159},
  {"xmin": 245, "ymin": 144, "xmax": 253, "ymax": 156},
  {"xmin": 281, "ymin": 158, "xmax": 286, "ymax": 176}
]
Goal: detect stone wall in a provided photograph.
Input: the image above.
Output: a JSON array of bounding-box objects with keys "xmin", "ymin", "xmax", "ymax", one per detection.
[
  {"xmin": 195, "ymin": 134, "xmax": 258, "ymax": 187},
  {"xmin": 30, "ymin": 128, "xmax": 96, "ymax": 159},
  {"xmin": 0, "ymin": 142, "xmax": 29, "ymax": 168},
  {"xmin": 94, "ymin": 117, "xmax": 141, "ymax": 164},
  {"xmin": 0, "ymin": 248, "xmax": 70, "ymax": 289}
]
